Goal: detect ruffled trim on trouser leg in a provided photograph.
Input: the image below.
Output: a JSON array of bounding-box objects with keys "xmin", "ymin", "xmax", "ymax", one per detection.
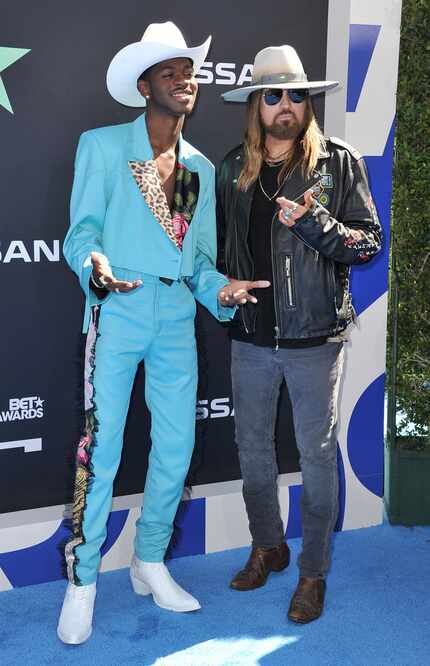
[{"xmin": 64, "ymin": 306, "xmax": 100, "ymax": 585}]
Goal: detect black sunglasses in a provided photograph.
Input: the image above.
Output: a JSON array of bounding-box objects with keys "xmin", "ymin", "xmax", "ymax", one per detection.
[{"xmin": 263, "ymin": 88, "xmax": 309, "ymax": 105}]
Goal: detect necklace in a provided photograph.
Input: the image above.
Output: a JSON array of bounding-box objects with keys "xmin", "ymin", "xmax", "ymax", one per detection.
[
  {"xmin": 264, "ymin": 158, "xmax": 285, "ymax": 168},
  {"xmin": 258, "ymin": 166, "xmax": 287, "ymax": 202},
  {"xmin": 264, "ymin": 146, "xmax": 291, "ymax": 164}
]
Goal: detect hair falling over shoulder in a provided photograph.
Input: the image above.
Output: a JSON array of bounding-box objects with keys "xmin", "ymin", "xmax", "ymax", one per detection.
[{"xmin": 236, "ymin": 92, "xmax": 326, "ymax": 191}]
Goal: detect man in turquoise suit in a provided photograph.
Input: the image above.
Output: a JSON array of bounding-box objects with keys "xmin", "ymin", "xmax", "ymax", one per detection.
[{"xmin": 57, "ymin": 22, "xmax": 268, "ymax": 644}]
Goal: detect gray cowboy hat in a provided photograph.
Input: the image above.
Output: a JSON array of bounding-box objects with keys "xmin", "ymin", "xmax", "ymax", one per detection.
[{"xmin": 222, "ymin": 45, "xmax": 338, "ymax": 102}]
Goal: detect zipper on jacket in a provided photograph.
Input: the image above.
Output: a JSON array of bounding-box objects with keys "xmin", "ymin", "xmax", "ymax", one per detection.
[
  {"xmin": 330, "ymin": 262, "xmax": 340, "ymax": 335},
  {"xmin": 271, "ymin": 211, "xmax": 281, "ymax": 349},
  {"xmin": 284, "ymin": 254, "xmax": 295, "ymax": 307}
]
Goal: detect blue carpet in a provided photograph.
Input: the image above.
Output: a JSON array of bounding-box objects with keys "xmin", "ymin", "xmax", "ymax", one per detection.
[{"xmin": 1, "ymin": 524, "xmax": 429, "ymax": 665}]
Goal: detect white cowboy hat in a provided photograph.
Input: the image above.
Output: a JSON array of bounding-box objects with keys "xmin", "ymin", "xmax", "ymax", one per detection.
[
  {"xmin": 107, "ymin": 21, "xmax": 211, "ymax": 107},
  {"xmin": 222, "ymin": 45, "xmax": 338, "ymax": 102}
]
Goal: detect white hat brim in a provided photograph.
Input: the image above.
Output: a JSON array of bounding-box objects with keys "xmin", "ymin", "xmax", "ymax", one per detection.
[
  {"xmin": 107, "ymin": 36, "xmax": 211, "ymax": 107},
  {"xmin": 222, "ymin": 80, "xmax": 339, "ymax": 103}
]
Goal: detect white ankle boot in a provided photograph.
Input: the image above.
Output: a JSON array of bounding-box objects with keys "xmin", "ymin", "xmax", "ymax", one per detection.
[
  {"xmin": 130, "ymin": 556, "xmax": 201, "ymax": 612},
  {"xmin": 57, "ymin": 582, "xmax": 97, "ymax": 644}
]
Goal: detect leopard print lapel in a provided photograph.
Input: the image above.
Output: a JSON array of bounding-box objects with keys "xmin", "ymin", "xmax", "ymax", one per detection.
[
  {"xmin": 129, "ymin": 159, "xmax": 200, "ymax": 251},
  {"xmin": 129, "ymin": 160, "xmax": 178, "ymax": 248}
]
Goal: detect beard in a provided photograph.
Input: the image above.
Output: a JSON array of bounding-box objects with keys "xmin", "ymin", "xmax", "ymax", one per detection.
[{"xmin": 263, "ymin": 113, "xmax": 303, "ymax": 140}]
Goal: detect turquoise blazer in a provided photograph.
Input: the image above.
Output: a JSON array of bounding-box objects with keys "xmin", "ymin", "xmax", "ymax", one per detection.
[{"xmin": 63, "ymin": 112, "xmax": 233, "ymax": 331}]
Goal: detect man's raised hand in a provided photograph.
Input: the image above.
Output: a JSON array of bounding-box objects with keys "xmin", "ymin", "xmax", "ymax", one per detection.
[
  {"xmin": 218, "ymin": 279, "xmax": 271, "ymax": 306},
  {"xmin": 90, "ymin": 252, "xmax": 142, "ymax": 293}
]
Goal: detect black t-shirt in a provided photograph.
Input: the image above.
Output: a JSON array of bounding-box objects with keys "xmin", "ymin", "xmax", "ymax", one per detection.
[{"xmin": 231, "ymin": 161, "xmax": 326, "ymax": 349}]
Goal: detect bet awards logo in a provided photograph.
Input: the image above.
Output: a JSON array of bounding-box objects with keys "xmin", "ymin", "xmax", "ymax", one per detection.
[
  {"xmin": 0, "ymin": 240, "xmax": 60, "ymax": 263},
  {"xmin": 0, "ymin": 396, "xmax": 45, "ymax": 422}
]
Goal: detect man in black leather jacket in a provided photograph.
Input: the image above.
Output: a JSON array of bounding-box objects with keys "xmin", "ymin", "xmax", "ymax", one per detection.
[{"xmin": 217, "ymin": 44, "xmax": 382, "ymax": 623}]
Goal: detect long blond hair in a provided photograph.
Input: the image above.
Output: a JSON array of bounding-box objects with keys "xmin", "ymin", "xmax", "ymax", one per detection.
[{"xmin": 237, "ymin": 91, "xmax": 325, "ymax": 191}]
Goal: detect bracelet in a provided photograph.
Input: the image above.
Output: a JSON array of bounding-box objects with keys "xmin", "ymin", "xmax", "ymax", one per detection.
[
  {"xmin": 90, "ymin": 272, "xmax": 107, "ymax": 289},
  {"xmin": 310, "ymin": 200, "xmax": 323, "ymax": 217}
]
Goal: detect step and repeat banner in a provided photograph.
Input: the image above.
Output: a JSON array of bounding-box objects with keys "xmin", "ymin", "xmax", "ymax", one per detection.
[{"xmin": 0, "ymin": 0, "xmax": 402, "ymax": 590}]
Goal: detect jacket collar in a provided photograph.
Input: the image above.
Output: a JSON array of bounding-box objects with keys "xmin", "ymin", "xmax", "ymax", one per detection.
[{"xmin": 130, "ymin": 112, "xmax": 196, "ymax": 167}]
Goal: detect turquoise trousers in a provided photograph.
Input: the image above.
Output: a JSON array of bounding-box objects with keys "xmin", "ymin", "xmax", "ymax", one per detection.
[{"xmin": 67, "ymin": 270, "xmax": 198, "ymax": 585}]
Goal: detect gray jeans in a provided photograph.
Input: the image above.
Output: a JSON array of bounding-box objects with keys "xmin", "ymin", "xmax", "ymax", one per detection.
[{"xmin": 231, "ymin": 339, "xmax": 344, "ymax": 579}]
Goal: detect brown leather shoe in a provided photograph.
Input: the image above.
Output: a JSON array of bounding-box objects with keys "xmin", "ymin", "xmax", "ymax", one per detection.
[
  {"xmin": 287, "ymin": 577, "xmax": 326, "ymax": 623},
  {"xmin": 230, "ymin": 543, "xmax": 290, "ymax": 591}
]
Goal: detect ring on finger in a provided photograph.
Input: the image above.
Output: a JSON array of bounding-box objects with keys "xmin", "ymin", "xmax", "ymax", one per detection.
[
  {"xmin": 114, "ymin": 287, "xmax": 120, "ymax": 293},
  {"xmin": 283, "ymin": 208, "xmax": 293, "ymax": 220}
]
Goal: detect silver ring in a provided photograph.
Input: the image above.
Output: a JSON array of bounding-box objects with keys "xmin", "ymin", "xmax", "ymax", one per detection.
[
  {"xmin": 291, "ymin": 203, "xmax": 299, "ymax": 212},
  {"xmin": 114, "ymin": 287, "xmax": 120, "ymax": 294},
  {"xmin": 283, "ymin": 208, "xmax": 293, "ymax": 220},
  {"xmin": 99, "ymin": 276, "xmax": 107, "ymax": 287}
]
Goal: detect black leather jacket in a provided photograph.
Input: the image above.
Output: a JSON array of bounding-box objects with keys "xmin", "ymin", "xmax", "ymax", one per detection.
[{"xmin": 217, "ymin": 137, "xmax": 382, "ymax": 341}]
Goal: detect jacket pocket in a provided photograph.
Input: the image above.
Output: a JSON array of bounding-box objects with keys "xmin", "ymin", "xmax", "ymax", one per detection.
[
  {"xmin": 283, "ymin": 253, "xmax": 296, "ymax": 309},
  {"xmin": 276, "ymin": 246, "xmax": 338, "ymax": 335}
]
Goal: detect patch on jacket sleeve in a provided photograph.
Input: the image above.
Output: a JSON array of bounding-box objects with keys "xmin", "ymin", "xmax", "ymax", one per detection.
[{"xmin": 320, "ymin": 173, "xmax": 334, "ymax": 188}]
